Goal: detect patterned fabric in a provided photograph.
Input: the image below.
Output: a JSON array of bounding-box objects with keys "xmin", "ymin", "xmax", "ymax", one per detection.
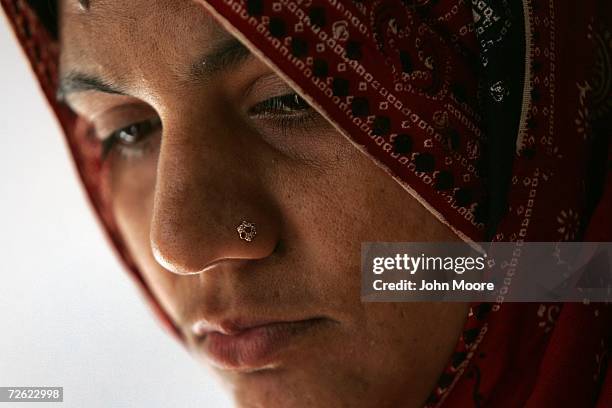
[{"xmin": 2, "ymin": 0, "xmax": 611, "ymax": 406}]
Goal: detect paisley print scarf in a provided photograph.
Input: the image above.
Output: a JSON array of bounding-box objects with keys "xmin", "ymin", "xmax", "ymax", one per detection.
[{"xmin": 2, "ymin": 0, "xmax": 611, "ymax": 405}]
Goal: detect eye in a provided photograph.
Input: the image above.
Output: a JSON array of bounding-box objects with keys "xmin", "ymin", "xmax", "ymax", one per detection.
[
  {"xmin": 248, "ymin": 93, "xmax": 312, "ymax": 117},
  {"xmin": 101, "ymin": 117, "xmax": 161, "ymax": 160}
]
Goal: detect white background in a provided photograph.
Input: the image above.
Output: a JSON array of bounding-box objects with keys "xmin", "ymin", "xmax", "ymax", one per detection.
[{"xmin": 0, "ymin": 16, "xmax": 232, "ymax": 408}]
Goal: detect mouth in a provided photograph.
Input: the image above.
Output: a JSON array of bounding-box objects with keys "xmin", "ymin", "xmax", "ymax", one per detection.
[{"xmin": 191, "ymin": 317, "xmax": 328, "ymax": 371}]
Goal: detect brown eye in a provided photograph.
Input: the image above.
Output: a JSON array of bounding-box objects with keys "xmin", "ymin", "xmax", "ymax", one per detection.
[
  {"xmin": 116, "ymin": 121, "xmax": 154, "ymax": 144},
  {"xmin": 101, "ymin": 118, "xmax": 161, "ymax": 161},
  {"xmin": 274, "ymin": 93, "xmax": 310, "ymax": 112}
]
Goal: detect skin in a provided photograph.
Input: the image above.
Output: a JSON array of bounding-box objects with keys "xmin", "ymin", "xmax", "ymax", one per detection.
[{"xmin": 59, "ymin": 0, "xmax": 470, "ymax": 406}]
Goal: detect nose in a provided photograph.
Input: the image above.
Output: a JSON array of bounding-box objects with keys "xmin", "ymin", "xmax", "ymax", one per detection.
[{"xmin": 149, "ymin": 104, "xmax": 281, "ymax": 275}]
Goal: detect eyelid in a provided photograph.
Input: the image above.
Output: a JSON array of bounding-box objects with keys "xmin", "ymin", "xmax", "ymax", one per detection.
[
  {"xmin": 91, "ymin": 103, "xmax": 158, "ymax": 141},
  {"xmin": 244, "ymin": 73, "xmax": 297, "ymax": 103}
]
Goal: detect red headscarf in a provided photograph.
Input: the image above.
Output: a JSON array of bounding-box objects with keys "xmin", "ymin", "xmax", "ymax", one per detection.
[{"xmin": 3, "ymin": 0, "xmax": 611, "ymax": 406}]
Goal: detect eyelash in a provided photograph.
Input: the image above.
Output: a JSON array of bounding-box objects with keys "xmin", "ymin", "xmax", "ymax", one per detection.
[
  {"xmin": 101, "ymin": 117, "xmax": 161, "ymax": 161},
  {"xmin": 100, "ymin": 93, "xmax": 315, "ymax": 161}
]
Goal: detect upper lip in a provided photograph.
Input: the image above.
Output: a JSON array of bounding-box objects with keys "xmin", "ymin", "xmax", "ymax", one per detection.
[{"xmin": 191, "ymin": 317, "xmax": 311, "ymax": 337}]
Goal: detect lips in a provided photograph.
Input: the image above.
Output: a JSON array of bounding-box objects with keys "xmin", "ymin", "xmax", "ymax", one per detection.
[{"xmin": 192, "ymin": 318, "xmax": 325, "ymax": 371}]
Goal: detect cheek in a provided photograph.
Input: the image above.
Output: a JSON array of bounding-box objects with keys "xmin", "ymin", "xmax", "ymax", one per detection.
[
  {"xmin": 283, "ymin": 143, "xmax": 460, "ymax": 310},
  {"xmin": 108, "ymin": 151, "xmax": 156, "ymax": 254},
  {"xmin": 107, "ymin": 156, "xmax": 186, "ymax": 321}
]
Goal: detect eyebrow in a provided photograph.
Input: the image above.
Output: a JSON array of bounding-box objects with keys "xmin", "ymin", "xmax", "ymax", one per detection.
[
  {"xmin": 56, "ymin": 73, "xmax": 126, "ymax": 101},
  {"xmin": 56, "ymin": 38, "xmax": 251, "ymax": 101},
  {"xmin": 190, "ymin": 38, "xmax": 251, "ymax": 79}
]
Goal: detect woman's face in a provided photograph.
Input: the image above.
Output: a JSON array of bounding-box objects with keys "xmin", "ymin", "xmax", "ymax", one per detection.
[{"xmin": 60, "ymin": 1, "xmax": 468, "ymax": 406}]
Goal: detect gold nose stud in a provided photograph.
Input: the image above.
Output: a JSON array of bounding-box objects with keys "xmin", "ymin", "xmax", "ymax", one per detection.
[{"xmin": 237, "ymin": 221, "xmax": 257, "ymax": 242}]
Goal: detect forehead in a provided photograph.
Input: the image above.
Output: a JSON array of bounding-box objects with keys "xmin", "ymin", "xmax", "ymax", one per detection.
[{"xmin": 59, "ymin": 0, "xmax": 228, "ymax": 93}]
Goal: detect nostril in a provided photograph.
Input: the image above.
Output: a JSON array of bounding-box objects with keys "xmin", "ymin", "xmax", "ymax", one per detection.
[
  {"xmin": 151, "ymin": 242, "xmax": 249, "ymax": 275},
  {"xmin": 150, "ymin": 239, "xmax": 209, "ymax": 275},
  {"xmin": 151, "ymin": 243, "xmax": 187, "ymax": 275},
  {"xmin": 150, "ymin": 234, "xmax": 255, "ymax": 275},
  {"xmin": 151, "ymin": 243, "xmax": 208, "ymax": 275}
]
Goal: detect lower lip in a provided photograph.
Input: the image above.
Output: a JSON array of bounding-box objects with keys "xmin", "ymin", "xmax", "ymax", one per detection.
[{"xmin": 202, "ymin": 319, "xmax": 323, "ymax": 370}]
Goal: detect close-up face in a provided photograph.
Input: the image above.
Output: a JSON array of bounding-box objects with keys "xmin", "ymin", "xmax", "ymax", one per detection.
[{"xmin": 59, "ymin": 0, "xmax": 469, "ymax": 406}]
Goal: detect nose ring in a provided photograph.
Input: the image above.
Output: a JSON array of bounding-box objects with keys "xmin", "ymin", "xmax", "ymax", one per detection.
[{"xmin": 237, "ymin": 221, "xmax": 257, "ymax": 242}]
